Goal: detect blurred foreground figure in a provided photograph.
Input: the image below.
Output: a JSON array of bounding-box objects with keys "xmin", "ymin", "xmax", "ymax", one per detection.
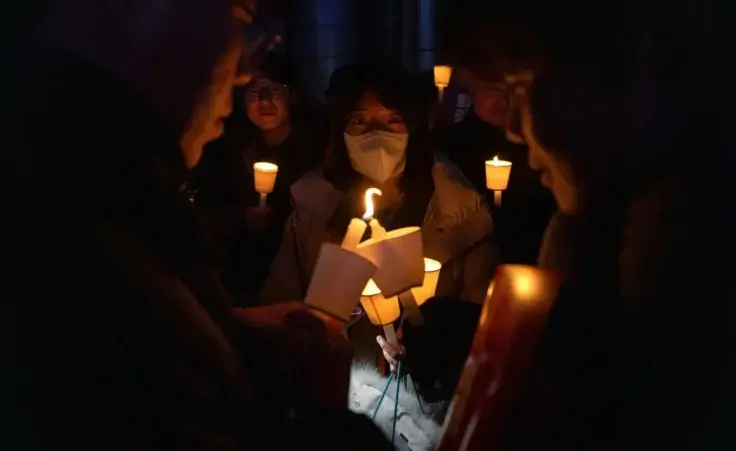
[
  {"xmin": 443, "ymin": 0, "xmax": 735, "ymax": 449},
  {"xmin": 5, "ymin": 1, "xmax": 391, "ymax": 450}
]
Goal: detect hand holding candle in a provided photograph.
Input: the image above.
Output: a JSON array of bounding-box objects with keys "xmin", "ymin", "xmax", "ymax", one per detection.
[
  {"xmin": 253, "ymin": 161, "xmax": 279, "ymax": 207},
  {"xmin": 360, "ymin": 279, "xmax": 401, "ymax": 346},
  {"xmin": 485, "ymin": 156, "xmax": 512, "ymax": 207}
]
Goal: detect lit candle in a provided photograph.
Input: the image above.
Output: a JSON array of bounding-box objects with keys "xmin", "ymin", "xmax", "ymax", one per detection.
[
  {"xmin": 361, "ymin": 279, "xmax": 400, "ymax": 346},
  {"xmin": 342, "ymin": 218, "xmax": 367, "ymax": 250},
  {"xmin": 342, "ymin": 188, "xmax": 386, "ymax": 249},
  {"xmin": 363, "ymin": 188, "xmax": 387, "ymax": 240},
  {"xmin": 485, "ymin": 156, "xmax": 512, "ymax": 207},
  {"xmin": 253, "ymin": 161, "xmax": 279, "ymax": 207},
  {"xmin": 434, "ymin": 65, "xmax": 453, "ymax": 103},
  {"xmin": 411, "ymin": 258, "xmax": 442, "ymax": 306}
]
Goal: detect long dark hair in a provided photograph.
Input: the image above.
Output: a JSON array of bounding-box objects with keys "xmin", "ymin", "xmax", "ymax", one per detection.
[{"xmin": 323, "ymin": 62, "xmax": 436, "ymax": 233}]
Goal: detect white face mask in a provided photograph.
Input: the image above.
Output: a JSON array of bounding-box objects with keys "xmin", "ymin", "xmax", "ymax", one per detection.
[{"xmin": 344, "ymin": 131, "xmax": 409, "ymax": 184}]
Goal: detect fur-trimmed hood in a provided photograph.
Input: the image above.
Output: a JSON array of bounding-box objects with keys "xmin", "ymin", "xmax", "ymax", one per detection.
[{"xmin": 349, "ymin": 364, "xmax": 443, "ymax": 451}]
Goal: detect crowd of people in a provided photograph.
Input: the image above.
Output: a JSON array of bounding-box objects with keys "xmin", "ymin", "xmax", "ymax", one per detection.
[{"xmin": 7, "ymin": 0, "xmax": 734, "ymax": 450}]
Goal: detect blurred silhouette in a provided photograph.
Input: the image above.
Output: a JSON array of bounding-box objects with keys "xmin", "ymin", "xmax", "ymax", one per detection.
[{"xmin": 441, "ymin": 0, "xmax": 736, "ymax": 449}]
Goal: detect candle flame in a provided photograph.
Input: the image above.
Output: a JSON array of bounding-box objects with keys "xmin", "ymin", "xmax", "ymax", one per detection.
[
  {"xmin": 363, "ymin": 188, "xmax": 383, "ymax": 221},
  {"xmin": 493, "ymin": 156, "xmax": 499, "ymax": 165}
]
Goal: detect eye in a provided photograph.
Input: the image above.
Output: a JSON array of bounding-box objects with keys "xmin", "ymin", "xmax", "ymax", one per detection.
[{"xmin": 388, "ymin": 115, "xmax": 405, "ymax": 124}]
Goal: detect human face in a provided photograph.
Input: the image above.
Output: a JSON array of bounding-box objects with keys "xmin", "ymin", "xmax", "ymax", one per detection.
[
  {"xmin": 245, "ymin": 77, "xmax": 291, "ymax": 131},
  {"xmin": 471, "ymin": 78, "xmax": 510, "ymax": 127},
  {"xmin": 506, "ymin": 72, "xmax": 578, "ymax": 213},
  {"xmin": 180, "ymin": 39, "xmax": 251, "ymax": 168},
  {"xmin": 345, "ymin": 91, "xmax": 409, "ymax": 136}
]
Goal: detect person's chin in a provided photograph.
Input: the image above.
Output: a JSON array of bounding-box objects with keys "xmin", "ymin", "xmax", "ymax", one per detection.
[{"xmin": 258, "ymin": 119, "xmax": 279, "ymax": 130}]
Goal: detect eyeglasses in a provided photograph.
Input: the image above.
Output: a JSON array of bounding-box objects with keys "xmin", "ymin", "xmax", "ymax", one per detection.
[{"xmin": 244, "ymin": 82, "xmax": 288, "ymax": 102}]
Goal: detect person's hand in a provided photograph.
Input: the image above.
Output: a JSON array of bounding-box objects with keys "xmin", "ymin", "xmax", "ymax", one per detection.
[
  {"xmin": 234, "ymin": 303, "xmax": 352, "ymax": 410},
  {"xmin": 376, "ymin": 335, "xmax": 404, "ymax": 373},
  {"xmin": 245, "ymin": 205, "xmax": 272, "ymax": 232}
]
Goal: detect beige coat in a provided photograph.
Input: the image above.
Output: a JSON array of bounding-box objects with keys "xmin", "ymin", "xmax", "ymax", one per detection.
[{"xmin": 260, "ymin": 154, "xmax": 499, "ymax": 305}]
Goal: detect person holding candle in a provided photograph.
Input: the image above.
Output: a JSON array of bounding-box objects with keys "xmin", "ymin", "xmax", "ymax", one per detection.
[
  {"xmin": 260, "ymin": 62, "xmax": 500, "ymax": 363},
  {"xmin": 261, "ymin": 63, "xmax": 499, "ymax": 305},
  {"xmin": 7, "ymin": 2, "xmax": 393, "ymax": 450},
  {"xmin": 443, "ymin": 0, "xmax": 736, "ymax": 449},
  {"xmin": 436, "ymin": 69, "xmax": 556, "ymax": 265},
  {"xmin": 191, "ymin": 54, "xmax": 327, "ymax": 301}
]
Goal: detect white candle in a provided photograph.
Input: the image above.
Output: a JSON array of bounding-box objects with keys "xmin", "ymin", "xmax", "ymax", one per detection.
[
  {"xmin": 369, "ymin": 218, "xmax": 387, "ymax": 240},
  {"xmin": 485, "ymin": 156, "xmax": 512, "ymax": 206},
  {"xmin": 383, "ymin": 324, "xmax": 399, "ymax": 347},
  {"xmin": 342, "ymin": 218, "xmax": 367, "ymax": 250},
  {"xmin": 363, "ymin": 188, "xmax": 387, "ymax": 239}
]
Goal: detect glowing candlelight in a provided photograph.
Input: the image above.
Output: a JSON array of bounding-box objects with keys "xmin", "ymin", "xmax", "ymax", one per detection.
[
  {"xmin": 363, "ymin": 188, "xmax": 387, "ymax": 239},
  {"xmin": 342, "ymin": 187, "xmax": 386, "ymax": 249},
  {"xmin": 485, "ymin": 156, "xmax": 512, "ymax": 207},
  {"xmin": 361, "ymin": 279, "xmax": 400, "ymax": 345},
  {"xmin": 411, "ymin": 258, "xmax": 442, "ymax": 306},
  {"xmin": 434, "ymin": 65, "xmax": 453, "ymax": 103},
  {"xmin": 253, "ymin": 161, "xmax": 279, "ymax": 207}
]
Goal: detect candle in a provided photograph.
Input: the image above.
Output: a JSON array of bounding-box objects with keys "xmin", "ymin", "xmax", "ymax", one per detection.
[
  {"xmin": 341, "ymin": 187, "xmax": 385, "ymax": 249},
  {"xmin": 411, "ymin": 258, "xmax": 442, "ymax": 306},
  {"xmin": 368, "ymin": 219, "xmax": 387, "ymax": 240},
  {"xmin": 253, "ymin": 161, "xmax": 279, "ymax": 207},
  {"xmin": 361, "ymin": 279, "xmax": 401, "ymax": 346},
  {"xmin": 485, "ymin": 156, "xmax": 512, "ymax": 206},
  {"xmin": 363, "ymin": 188, "xmax": 387, "ymax": 240},
  {"xmin": 434, "ymin": 65, "xmax": 453, "ymax": 103},
  {"xmin": 342, "ymin": 218, "xmax": 367, "ymax": 250}
]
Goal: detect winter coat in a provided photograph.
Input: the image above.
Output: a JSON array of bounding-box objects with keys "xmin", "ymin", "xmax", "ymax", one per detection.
[
  {"xmin": 349, "ymin": 365, "xmax": 443, "ymax": 450},
  {"xmin": 260, "ymin": 154, "xmax": 500, "ymax": 305}
]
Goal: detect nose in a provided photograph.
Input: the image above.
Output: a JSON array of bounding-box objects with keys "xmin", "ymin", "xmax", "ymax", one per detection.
[{"xmin": 258, "ymin": 97, "xmax": 274, "ymax": 106}]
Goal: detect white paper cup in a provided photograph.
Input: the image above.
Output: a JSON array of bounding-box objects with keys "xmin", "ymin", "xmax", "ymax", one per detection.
[
  {"xmin": 411, "ymin": 258, "xmax": 442, "ymax": 306},
  {"xmin": 253, "ymin": 161, "xmax": 279, "ymax": 194},
  {"xmin": 485, "ymin": 159, "xmax": 512, "ymax": 191},
  {"xmin": 356, "ymin": 226, "xmax": 424, "ymax": 297},
  {"xmin": 305, "ymin": 243, "xmax": 377, "ymax": 322},
  {"xmin": 360, "ymin": 279, "xmax": 401, "ymax": 326}
]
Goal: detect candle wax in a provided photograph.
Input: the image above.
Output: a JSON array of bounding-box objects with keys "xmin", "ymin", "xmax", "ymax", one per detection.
[
  {"xmin": 369, "ymin": 218, "xmax": 387, "ymax": 240},
  {"xmin": 342, "ymin": 218, "xmax": 367, "ymax": 250}
]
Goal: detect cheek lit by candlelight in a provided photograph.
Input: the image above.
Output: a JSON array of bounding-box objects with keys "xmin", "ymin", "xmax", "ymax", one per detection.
[{"xmin": 363, "ymin": 187, "xmax": 383, "ymax": 221}]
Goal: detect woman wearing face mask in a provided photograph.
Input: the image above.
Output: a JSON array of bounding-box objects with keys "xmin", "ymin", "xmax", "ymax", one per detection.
[{"xmin": 260, "ymin": 63, "xmax": 499, "ymax": 359}]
